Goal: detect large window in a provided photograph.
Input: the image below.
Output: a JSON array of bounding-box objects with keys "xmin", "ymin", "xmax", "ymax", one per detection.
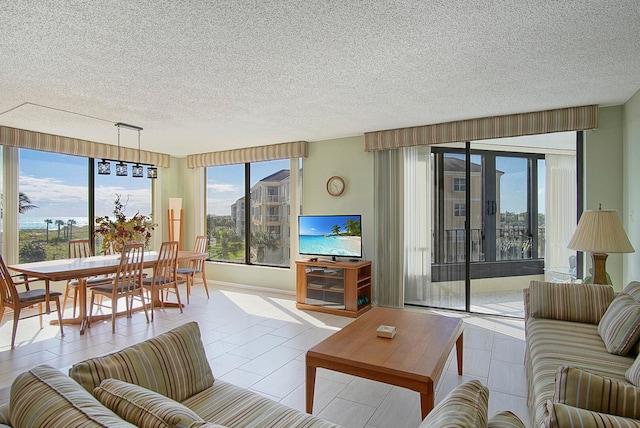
[
  {"xmin": 18, "ymin": 149, "xmax": 89, "ymax": 262},
  {"xmin": 206, "ymin": 159, "xmax": 294, "ymax": 267},
  {"xmin": 15, "ymin": 148, "xmax": 153, "ymax": 262}
]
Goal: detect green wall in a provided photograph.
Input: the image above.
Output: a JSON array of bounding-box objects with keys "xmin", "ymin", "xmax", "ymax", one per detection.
[
  {"xmin": 585, "ymin": 106, "xmax": 625, "ymax": 288},
  {"xmin": 624, "ymin": 89, "xmax": 640, "ymax": 283}
]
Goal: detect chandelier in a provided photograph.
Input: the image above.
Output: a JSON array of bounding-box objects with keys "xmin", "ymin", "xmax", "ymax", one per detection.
[{"xmin": 98, "ymin": 122, "xmax": 157, "ymax": 179}]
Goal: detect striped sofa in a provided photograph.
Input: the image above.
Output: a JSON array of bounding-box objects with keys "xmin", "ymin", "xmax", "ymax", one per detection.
[
  {"xmin": 524, "ymin": 280, "xmax": 640, "ymax": 428},
  {"xmin": 0, "ymin": 322, "xmax": 340, "ymax": 428}
]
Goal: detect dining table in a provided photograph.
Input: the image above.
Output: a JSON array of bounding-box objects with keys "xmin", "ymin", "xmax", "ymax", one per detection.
[{"xmin": 9, "ymin": 250, "xmax": 208, "ymax": 334}]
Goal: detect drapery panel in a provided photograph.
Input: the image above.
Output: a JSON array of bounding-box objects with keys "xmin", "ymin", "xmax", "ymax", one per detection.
[
  {"xmin": 364, "ymin": 105, "xmax": 598, "ymax": 151},
  {"xmin": 0, "ymin": 125, "xmax": 171, "ymax": 168},
  {"xmin": 187, "ymin": 141, "xmax": 307, "ymax": 168},
  {"xmin": 373, "ymin": 148, "xmax": 405, "ymax": 307}
]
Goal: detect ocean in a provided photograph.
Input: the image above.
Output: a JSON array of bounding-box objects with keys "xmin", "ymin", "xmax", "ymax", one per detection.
[{"xmin": 19, "ymin": 216, "xmax": 91, "ymax": 230}]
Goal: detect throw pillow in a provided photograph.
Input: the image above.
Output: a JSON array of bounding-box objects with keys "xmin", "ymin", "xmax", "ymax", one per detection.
[
  {"xmin": 598, "ymin": 293, "xmax": 640, "ymax": 355},
  {"xmin": 420, "ymin": 380, "xmax": 489, "ymax": 428},
  {"xmin": 94, "ymin": 378, "xmax": 206, "ymax": 428},
  {"xmin": 555, "ymin": 366, "xmax": 640, "ymax": 419},
  {"xmin": 624, "ymin": 282, "xmax": 640, "ymax": 302}
]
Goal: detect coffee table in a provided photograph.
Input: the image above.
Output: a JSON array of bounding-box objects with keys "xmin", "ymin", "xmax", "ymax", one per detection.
[{"xmin": 305, "ymin": 307, "xmax": 463, "ymax": 419}]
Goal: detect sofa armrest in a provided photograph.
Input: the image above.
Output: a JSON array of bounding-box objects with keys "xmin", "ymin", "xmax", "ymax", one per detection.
[
  {"xmin": 488, "ymin": 411, "xmax": 526, "ymax": 428},
  {"xmin": 0, "ymin": 402, "xmax": 9, "ymax": 426},
  {"xmin": 419, "ymin": 380, "xmax": 488, "ymax": 428},
  {"xmin": 554, "ymin": 366, "xmax": 640, "ymax": 420},
  {"xmin": 546, "ymin": 401, "xmax": 640, "ymax": 427},
  {"xmin": 527, "ymin": 281, "xmax": 614, "ymax": 324}
]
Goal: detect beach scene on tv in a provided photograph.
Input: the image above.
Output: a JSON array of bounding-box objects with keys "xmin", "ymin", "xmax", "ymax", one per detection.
[{"xmin": 299, "ymin": 215, "xmax": 362, "ymax": 257}]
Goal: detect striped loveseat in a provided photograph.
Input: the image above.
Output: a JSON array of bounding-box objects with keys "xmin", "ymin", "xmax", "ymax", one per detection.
[
  {"xmin": 0, "ymin": 322, "xmax": 340, "ymax": 428},
  {"xmin": 524, "ymin": 280, "xmax": 640, "ymax": 428}
]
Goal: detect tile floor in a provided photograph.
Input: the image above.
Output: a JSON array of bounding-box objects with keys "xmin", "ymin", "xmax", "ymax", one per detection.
[{"xmin": 0, "ymin": 283, "xmax": 529, "ymax": 428}]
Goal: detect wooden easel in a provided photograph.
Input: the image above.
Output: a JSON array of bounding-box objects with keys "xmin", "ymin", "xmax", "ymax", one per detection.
[{"xmin": 168, "ymin": 208, "xmax": 184, "ymax": 250}]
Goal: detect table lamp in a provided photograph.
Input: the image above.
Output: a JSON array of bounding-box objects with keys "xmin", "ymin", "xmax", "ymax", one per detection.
[{"xmin": 567, "ymin": 205, "xmax": 635, "ymax": 285}]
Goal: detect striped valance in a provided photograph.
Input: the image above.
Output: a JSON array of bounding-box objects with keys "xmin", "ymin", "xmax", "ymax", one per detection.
[
  {"xmin": 0, "ymin": 125, "xmax": 171, "ymax": 168},
  {"xmin": 364, "ymin": 105, "xmax": 598, "ymax": 151},
  {"xmin": 187, "ymin": 140, "xmax": 307, "ymax": 168}
]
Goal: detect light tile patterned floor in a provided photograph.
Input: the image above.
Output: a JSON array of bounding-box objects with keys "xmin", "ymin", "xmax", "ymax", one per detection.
[{"xmin": 0, "ymin": 284, "xmax": 529, "ymax": 427}]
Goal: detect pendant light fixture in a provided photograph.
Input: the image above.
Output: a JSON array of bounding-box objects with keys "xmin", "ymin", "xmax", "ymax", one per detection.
[{"xmin": 97, "ymin": 122, "xmax": 156, "ymax": 179}]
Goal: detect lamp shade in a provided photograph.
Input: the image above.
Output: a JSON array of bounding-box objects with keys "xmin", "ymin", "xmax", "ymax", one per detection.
[{"xmin": 567, "ymin": 209, "xmax": 635, "ymax": 254}]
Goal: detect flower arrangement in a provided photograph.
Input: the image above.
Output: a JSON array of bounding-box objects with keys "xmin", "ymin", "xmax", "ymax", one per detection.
[{"xmin": 95, "ymin": 195, "xmax": 156, "ymax": 254}]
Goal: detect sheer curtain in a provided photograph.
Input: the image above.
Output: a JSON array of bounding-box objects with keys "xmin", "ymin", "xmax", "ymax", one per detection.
[
  {"xmin": 403, "ymin": 146, "xmax": 431, "ymax": 303},
  {"xmin": 545, "ymin": 154, "xmax": 577, "ymax": 275}
]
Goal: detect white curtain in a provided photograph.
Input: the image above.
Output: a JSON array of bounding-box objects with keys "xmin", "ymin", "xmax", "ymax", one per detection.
[
  {"xmin": 545, "ymin": 154, "xmax": 577, "ymax": 274},
  {"xmin": 403, "ymin": 146, "xmax": 431, "ymax": 302}
]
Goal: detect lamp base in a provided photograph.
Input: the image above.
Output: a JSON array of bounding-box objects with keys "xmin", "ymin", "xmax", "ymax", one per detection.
[{"xmin": 591, "ymin": 253, "xmax": 609, "ymax": 285}]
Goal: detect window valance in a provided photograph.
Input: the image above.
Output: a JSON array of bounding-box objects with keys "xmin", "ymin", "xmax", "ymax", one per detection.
[
  {"xmin": 187, "ymin": 141, "xmax": 307, "ymax": 168},
  {"xmin": 0, "ymin": 125, "xmax": 171, "ymax": 168},
  {"xmin": 364, "ymin": 105, "xmax": 598, "ymax": 151}
]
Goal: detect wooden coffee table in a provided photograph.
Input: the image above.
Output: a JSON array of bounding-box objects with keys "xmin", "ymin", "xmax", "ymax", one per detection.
[{"xmin": 306, "ymin": 307, "xmax": 463, "ymax": 419}]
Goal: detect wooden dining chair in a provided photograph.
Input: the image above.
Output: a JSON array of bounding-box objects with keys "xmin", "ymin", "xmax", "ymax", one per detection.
[
  {"xmin": 0, "ymin": 254, "xmax": 64, "ymax": 349},
  {"xmin": 62, "ymin": 239, "xmax": 112, "ymax": 317},
  {"xmin": 142, "ymin": 241, "xmax": 181, "ymax": 321},
  {"xmin": 177, "ymin": 235, "xmax": 209, "ymax": 304},
  {"xmin": 88, "ymin": 243, "xmax": 149, "ymax": 333}
]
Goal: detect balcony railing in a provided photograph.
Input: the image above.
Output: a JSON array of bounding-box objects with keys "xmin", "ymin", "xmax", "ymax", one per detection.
[{"xmin": 441, "ymin": 226, "xmax": 545, "ymax": 263}]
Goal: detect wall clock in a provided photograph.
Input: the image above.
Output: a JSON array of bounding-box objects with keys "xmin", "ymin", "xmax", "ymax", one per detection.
[{"xmin": 326, "ymin": 176, "xmax": 345, "ymax": 196}]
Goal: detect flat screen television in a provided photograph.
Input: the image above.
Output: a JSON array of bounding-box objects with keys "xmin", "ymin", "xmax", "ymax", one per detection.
[{"xmin": 298, "ymin": 215, "xmax": 362, "ymax": 260}]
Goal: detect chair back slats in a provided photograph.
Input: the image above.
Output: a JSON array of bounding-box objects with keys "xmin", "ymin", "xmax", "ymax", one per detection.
[
  {"xmin": 69, "ymin": 239, "xmax": 93, "ymax": 258},
  {"xmin": 0, "ymin": 255, "xmax": 18, "ymax": 307},
  {"xmin": 192, "ymin": 236, "xmax": 208, "ymax": 270},
  {"xmin": 155, "ymin": 241, "xmax": 179, "ymax": 285},
  {"xmin": 115, "ymin": 244, "xmax": 145, "ymax": 293}
]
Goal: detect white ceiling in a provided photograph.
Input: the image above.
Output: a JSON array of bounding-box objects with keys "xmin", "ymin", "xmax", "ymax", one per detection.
[{"xmin": 1, "ymin": 1, "xmax": 639, "ymax": 157}]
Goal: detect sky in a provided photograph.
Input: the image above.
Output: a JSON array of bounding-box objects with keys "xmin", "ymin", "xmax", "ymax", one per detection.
[
  {"xmin": 206, "ymin": 158, "xmax": 291, "ymax": 216},
  {"xmin": 299, "ymin": 215, "xmax": 361, "ymax": 236},
  {"xmin": 18, "ymin": 148, "xmax": 151, "ymax": 219}
]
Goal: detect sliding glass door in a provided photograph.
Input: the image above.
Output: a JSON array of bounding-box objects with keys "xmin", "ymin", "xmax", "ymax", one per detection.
[{"xmin": 405, "ymin": 133, "xmax": 577, "ymax": 317}]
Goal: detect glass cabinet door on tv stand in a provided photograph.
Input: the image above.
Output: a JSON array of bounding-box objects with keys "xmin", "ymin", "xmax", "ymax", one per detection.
[{"xmin": 295, "ymin": 259, "xmax": 372, "ymax": 318}]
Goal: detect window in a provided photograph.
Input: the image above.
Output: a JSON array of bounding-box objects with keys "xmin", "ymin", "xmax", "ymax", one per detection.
[
  {"xmin": 15, "ymin": 149, "xmax": 154, "ymax": 262},
  {"xmin": 18, "ymin": 149, "xmax": 89, "ymax": 262},
  {"xmin": 453, "ymin": 177, "xmax": 466, "ymax": 192},
  {"xmin": 94, "ymin": 160, "xmax": 153, "ymax": 255},
  {"xmin": 453, "ymin": 202, "xmax": 466, "ymax": 217},
  {"xmin": 206, "ymin": 159, "xmax": 294, "ymax": 267}
]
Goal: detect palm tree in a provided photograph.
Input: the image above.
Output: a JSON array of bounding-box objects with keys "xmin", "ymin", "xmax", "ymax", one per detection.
[
  {"xmin": 44, "ymin": 218, "xmax": 52, "ymax": 242},
  {"xmin": 345, "ymin": 218, "xmax": 361, "ymax": 236},
  {"xmin": 67, "ymin": 219, "xmax": 77, "ymax": 240},
  {"xmin": 55, "ymin": 219, "xmax": 65, "ymax": 239},
  {"xmin": 251, "ymin": 231, "xmax": 279, "ymax": 263},
  {"xmin": 19, "ymin": 192, "xmax": 37, "ymax": 214},
  {"xmin": 332, "ymin": 224, "xmax": 341, "ymax": 235}
]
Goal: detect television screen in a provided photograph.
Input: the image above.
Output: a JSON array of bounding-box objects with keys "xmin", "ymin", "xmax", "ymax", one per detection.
[{"xmin": 298, "ymin": 215, "xmax": 362, "ymax": 259}]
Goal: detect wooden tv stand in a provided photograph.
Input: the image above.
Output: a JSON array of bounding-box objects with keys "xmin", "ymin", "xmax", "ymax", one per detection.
[{"xmin": 295, "ymin": 259, "xmax": 372, "ymax": 318}]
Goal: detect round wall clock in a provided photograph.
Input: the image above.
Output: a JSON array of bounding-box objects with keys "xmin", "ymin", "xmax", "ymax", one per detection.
[{"xmin": 326, "ymin": 176, "xmax": 345, "ymax": 196}]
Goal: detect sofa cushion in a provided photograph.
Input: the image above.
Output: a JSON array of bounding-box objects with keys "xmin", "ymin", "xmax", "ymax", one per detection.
[
  {"xmin": 528, "ymin": 281, "xmax": 614, "ymax": 324},
  {"xmin": 623, "ymin": 282, "xmax": 640, "ymax": 302},
  {"xmin": 545, "ymin": 401, "xmax": 640, "ymax": 427},
  {"xmin": 418, "ymin": 380, "xmax": 488, "ymax": 428},
  {"xmin": 10, "ymin": 364, "xmax": 135, "ymax": 428},
  {"xmin": 598, "ymin": 293, "xmax": 640, "ymax": 355},
  {"xmin": 182, "ymin": 379, "xmax": 340, "ymax": 428},
  {"xmin": 69, "ymin": 322, "xmax": 214, "ymax": 402},
  {"xmin": 554, "ymin": 366, "xmax": 640, "ymax": 420},
  {"xmin": 626, "ymin": 353, "xmax": 640, "ymax": 386},
  {"xmin": 94, "ymin": 378, "xmax": 206, "ymax": 428},
  {"xmin": 487, "ymin": 411, "xmax": 526, "ymax": 428}
]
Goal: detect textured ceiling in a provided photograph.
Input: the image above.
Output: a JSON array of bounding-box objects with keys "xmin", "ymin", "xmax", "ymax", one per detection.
[{"xmin": 1, "ymin": 1, "xmax": 639, "ymax": 157}]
